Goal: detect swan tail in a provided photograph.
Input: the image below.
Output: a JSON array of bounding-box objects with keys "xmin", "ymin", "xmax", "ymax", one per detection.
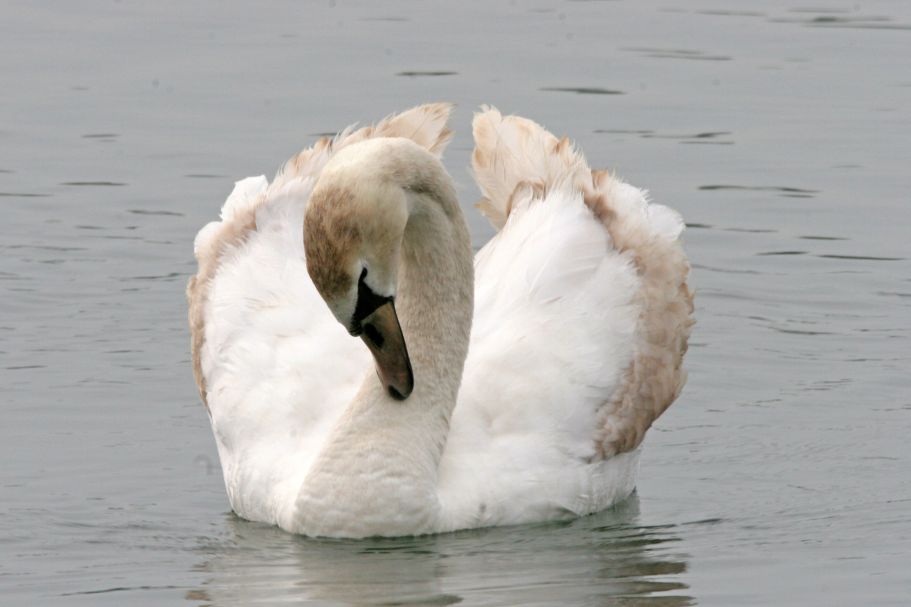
[
  {"xmin": 471, "ymin": 106, "xmax": 591, "ymax": 230},
  {"xmin": 188, "ymin": 104, "xmax": 455, "ymax": 408}
]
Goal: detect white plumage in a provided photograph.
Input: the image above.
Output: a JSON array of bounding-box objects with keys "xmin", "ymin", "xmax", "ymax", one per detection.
[{"xmin": 187, "ymin": 104, "xmax": 693, "ymax": 537}]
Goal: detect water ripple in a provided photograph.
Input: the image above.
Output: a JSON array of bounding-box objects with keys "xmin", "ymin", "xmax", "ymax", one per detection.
[
  {"xmin": 396, "ymin": 70, "xmax": 457, "ymax": 77},
  {"xmin": 541, "ymin": 86, "xmax": 625, "ymax": 95},
  {"xmin": 699, "ymin": 184, "xmax": 818, "ymax": 195},
  {"xmin": 62, "ymin": 585, "xmax": 182, "ymax": 597},
  {"xmin": 622, "ymin": 47, "xmax": 732, "ymax": 61},
  {"xmin": 0, "ymin": 191, "xmax": 50, "ymax": 198},
  {"xmin": 595, "ymin": 129, "xmax": 734, "ymax": 144},
  {"xmin": 818, "ymin": 254, "xmax": 904, "ymax": 261},
  {"xmin": 128, "ymin": 209, "xmax": 184, "ymax": 217}
]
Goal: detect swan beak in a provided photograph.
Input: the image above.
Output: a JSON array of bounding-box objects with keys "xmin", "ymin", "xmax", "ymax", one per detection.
[{"xmin": 359, "ymin": 301, "xmax": 414, "ymax": 400}]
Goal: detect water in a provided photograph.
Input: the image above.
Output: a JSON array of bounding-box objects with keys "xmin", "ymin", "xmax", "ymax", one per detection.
[{"xmin": 2, "ymin": 1, "xmax": 909, "ymax": 604}]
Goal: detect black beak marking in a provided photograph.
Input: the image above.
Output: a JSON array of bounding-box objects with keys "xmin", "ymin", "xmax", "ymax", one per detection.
[
  {"xmin": 351, "ymin": 269, "xmax": 414, "ymax": 400},
  {"xmin": 362, "ymin": 322, "xmax": 384, "ymax": 349}
]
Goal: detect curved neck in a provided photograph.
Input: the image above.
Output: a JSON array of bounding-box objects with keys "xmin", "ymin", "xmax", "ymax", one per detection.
[
  {"xmin": 297, "ymin": 140, "xmax": 474, "ymax": 537},
  {"xmin": 398, "ymin": 187, "xmax": 474, "ymax": 403},
  {"xmin": 343, "ymin": 169, "xmax": 474, "ymax": 436}
]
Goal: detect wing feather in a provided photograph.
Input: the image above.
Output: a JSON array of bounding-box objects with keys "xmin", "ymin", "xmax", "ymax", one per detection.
[{"xmin": 466, "ymin": 107, "xmax": 694, "ymax": 460}]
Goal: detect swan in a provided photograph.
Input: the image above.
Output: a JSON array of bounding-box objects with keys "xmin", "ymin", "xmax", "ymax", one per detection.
[{"xmin": 187, "ymin": 104, "xmax": 693, "ymax": 537}]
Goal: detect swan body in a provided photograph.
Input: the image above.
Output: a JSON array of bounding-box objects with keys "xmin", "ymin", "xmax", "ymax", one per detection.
[{"xmin": 188, "ymin": 104, "xmax": 693, "ymax": 537}]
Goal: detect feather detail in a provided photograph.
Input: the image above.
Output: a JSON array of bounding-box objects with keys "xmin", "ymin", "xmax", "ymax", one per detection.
[
  {"xmin": 471, "ymin": 106, "xmax": 590, "ymax": 230},
  {"xmin": 270, "ymin": 102, "xmax": 454, "ymax": 195},
  {"xmin": 584, "ymin": 172, "xmax": 694, "ymax": 457}
]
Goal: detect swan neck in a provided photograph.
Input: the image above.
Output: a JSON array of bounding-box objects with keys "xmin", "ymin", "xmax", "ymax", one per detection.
[
  {"xmin": 397, "ymin": 192, "xmax": 474, "ymax": 403},
  {"xmin": 296, "ymin": 141, "xmax": 473, "ymax": 536}
]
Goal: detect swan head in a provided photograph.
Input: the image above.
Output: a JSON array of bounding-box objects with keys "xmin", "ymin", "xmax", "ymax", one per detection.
[{"xmin": 303, "ymin": 141, "xmax": 414, "ymax": 400}]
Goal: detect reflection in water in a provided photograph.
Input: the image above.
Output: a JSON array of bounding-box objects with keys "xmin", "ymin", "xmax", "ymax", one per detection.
[{"xmin": 187, "ymin": 496, "xmax": 692, "ymax": 606}]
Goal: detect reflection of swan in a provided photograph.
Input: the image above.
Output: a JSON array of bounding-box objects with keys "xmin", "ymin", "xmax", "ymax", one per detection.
[
  {"xmin": 187, "ymin": 497, "xmax": 693, "ymax": 606},
  {"xmin": 187, "ymin": 104, "xmax": 693, "ymax": 537}
]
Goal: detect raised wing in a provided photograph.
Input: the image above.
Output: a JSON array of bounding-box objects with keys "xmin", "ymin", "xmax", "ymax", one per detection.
[{"xmin": 466, "ymin": 107, "xmax": 694, "ymax": 460}]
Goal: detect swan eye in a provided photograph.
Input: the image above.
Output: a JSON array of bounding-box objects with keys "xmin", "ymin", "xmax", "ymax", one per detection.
[{"xmin": 350, "ymin": 268, "xmax": 392, "ymax": 335}]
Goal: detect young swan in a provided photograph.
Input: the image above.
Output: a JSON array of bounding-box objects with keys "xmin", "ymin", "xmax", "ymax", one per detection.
[
  {"xmin": 297, "ymin": 137, "xmax": 474, "ymax": 537},
  {"xmin": 189, "ymin": 103, "xmax": 693, "ymax": 538}
]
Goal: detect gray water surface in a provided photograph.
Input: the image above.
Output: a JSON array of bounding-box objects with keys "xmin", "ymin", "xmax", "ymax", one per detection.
[{"xmin": 2, "ymin": 1, "xmax": 909, "ymax": 605}]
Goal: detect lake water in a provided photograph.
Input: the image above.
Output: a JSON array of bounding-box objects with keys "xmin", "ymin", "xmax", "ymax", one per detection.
[{"xmin": 2, "ymin": 1, "xmax": 909, "ymax": 605}]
